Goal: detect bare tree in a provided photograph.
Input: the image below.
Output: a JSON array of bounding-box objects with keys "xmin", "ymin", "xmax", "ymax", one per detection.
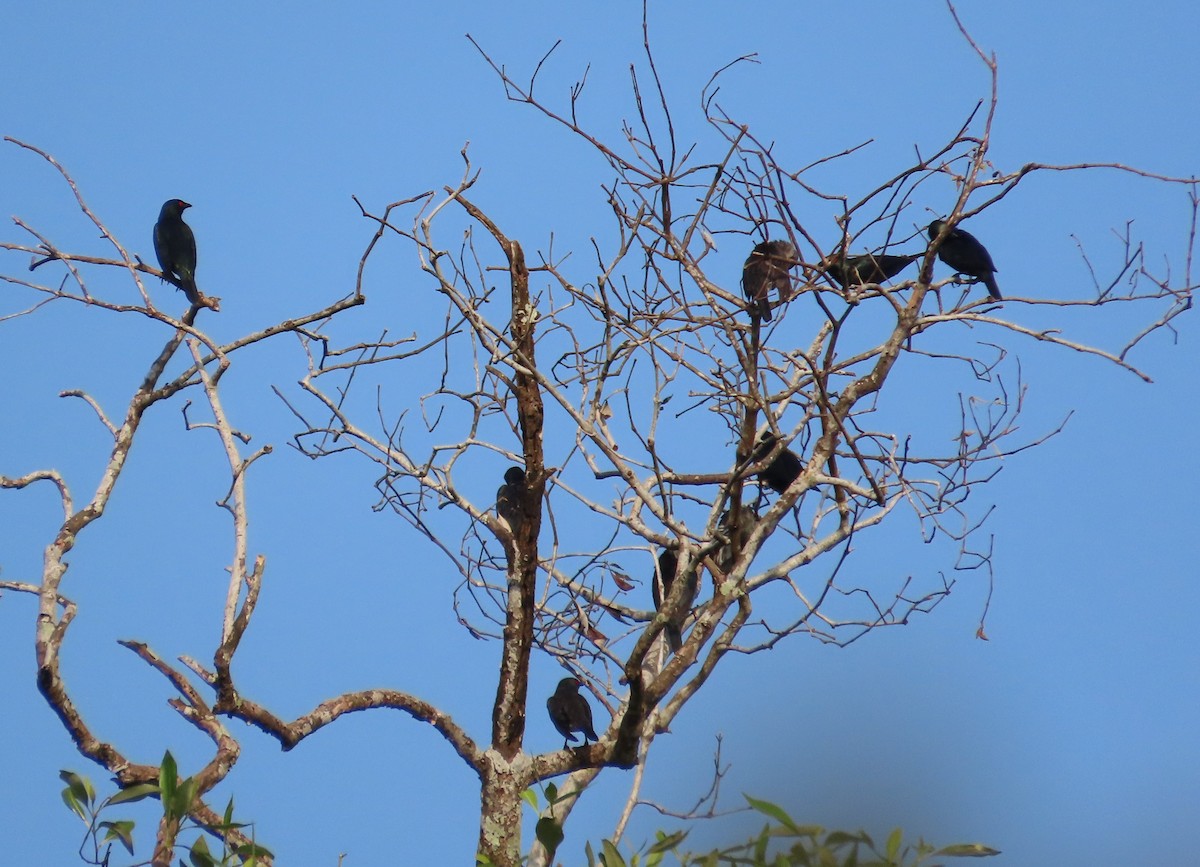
[{"xmin": 1, "ymin": 10, "xmax": 1194, "ymax": 867}]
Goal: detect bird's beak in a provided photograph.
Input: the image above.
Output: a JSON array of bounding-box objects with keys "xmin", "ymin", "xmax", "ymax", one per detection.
[{"xmin": 181, "ymin": 201, "xmax": 192, "ymax": 211}]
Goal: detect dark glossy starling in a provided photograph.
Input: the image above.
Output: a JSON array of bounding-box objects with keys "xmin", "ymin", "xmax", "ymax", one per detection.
[
  {"xmin": 928, "ymin": 220, "xmax": 1001, "ymax": 300},
  {"xmin": 547, "ymin": 677, "xmax": 599, "ymax": 748},
  {"xmin": 153, "ymin": 199, "xmax": 200, "ymax": 305},
  {"xmin": 717, "ymin": 507, "xmax": 760, "ymax": 573},
  {"xmin": 752, "ymin": 433, "xmax": 803, "ymax": 494},
  {"xmin": 742, "ymin": 240, "xmax": 798, "ymax": 322},
  {"xmin": 825, "ymin": 253, "xmax": 918, "ymax": 287},
  {"xmin": 496, "ymin": 467, "xmax": 526, "ymax": 533},
  {"xmin": 651, "ymin": 549, "xmax": 697, "ymax": 653}
]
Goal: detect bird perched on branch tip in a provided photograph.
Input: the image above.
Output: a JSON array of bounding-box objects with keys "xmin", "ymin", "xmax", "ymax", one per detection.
[
  {"xmin": 153, "ymin": 199, "xmax": 201, "ymax": 305},
  {"xmin": 928, "ymin": 219, "xmax": 1001, "ymax": 300}
]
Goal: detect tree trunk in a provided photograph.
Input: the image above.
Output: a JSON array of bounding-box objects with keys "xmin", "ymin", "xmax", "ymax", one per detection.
[{"xmin": 477, "ymin": 758, "xmax": 526, "ymax": 867}]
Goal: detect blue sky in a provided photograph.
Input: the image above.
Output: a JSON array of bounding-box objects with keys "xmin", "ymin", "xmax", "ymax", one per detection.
[{"xmin": 2, "ymin": 3, "xmax": 1197, "ymax": 865}]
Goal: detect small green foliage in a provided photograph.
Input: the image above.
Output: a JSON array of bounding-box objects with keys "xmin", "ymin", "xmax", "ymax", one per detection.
[
  {"xmin": 646, "ymin": 829, "xmax": 688, "ymax": 866},
  {"xmin": 190, "ymin": 834, "xmax": 218, "ymax": 867},
  {"xmin": 160, "ymin": 751, "xmax": 179, "ymax": 798},
  {"xmin": 232, "ymin": 840, "xmax": 273, "ymax": 862},
  {"xmin": 600, "ymin": 838, "xmax": 628, "ymax": 867},
  {"xmin": 583, "ymin": 796, "xmax": 998, "ymax": 867},
  {"xmin": 107, "ymin": 783, "xmax": 160, "ymax": 806},
  {"xmin": 59, "ymin": 770, "xmax": 94, "ymax": 822},
  {"xmin": 54, "ymin": 766, "xmax": 266, "ymax": 866},
  {"xmin": 934, "ymin": 844, "xmax": 1002, "ymax": 858},
  {"xmin": 99, "ymin": 820, "xmax": 135, "ymax": 856},
  {"xmin": 521, "ymin": 787, "xmax": 540, "ymax": 810},
  {"xmin": 537, "ymin": 816, "xmax": 566, "ymax": 863},
  {"xmin": 745, "ymin": 794, "xmax": 801, "ymax": 834}
]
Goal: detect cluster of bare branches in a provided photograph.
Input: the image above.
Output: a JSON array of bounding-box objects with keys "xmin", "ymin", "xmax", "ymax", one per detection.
[
  {"xmin": 277, "ymin": 23, "xmax": 1192, "ymax": 864},
  {"xmin": 1, "ymin": 9, "xmax": 1195, "ymax": 867}
]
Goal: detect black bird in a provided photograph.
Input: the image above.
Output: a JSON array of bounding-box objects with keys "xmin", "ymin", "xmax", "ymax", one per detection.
[
  {"xmin": 824, "ymin": 253, "xmax": 918, "ymax": 287},
  {"xmin": 717, "ymin": 506, "xmax": 760, "ymax": 574},
  {"xmin": 153, "ymin": 199, "xmax": 200, "ymax": 305},
  {"xmin": 927, "ymin": 220, "xmax": 1001, "ymax": 300},
  {"xmin": 547, "ymin": 677, "xmax": 598, "ymax": 748},
  {"xmin": 651, "ymin": 549, "xmax": 697, "ymax": 653},
  {"xmin": 752, "ymin": 433, "xmax": 803, "ymax": 494},
  {"xmin": 742, "ymin": 240, "xmax": 798, "ymax": 322},
  {"xmin": 496, "ymin": 467, "xmax": 526, "ymax": 533}
]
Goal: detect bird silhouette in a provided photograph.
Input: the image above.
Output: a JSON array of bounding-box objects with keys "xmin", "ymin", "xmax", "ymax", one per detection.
[
  {"xmin": 928, "ymin": 220, "xmax": 1001, "ymax": 300},
  {"xmin": 153, "ymin": 199, "xmax": 200, "ymax": 305},
  {"xmin": 651, "ymin": 549, "xmax": 697, "ymax": 653},
  {"xmin": 547, "ymin": 677, "xmax": 598, "ymax": 748},
  {"xmin": 496, "ymin": 467, "xmax": 526, "ymax": 534},
  {"xmin": 824, "ymin": 253, "xmax": 918, "ymax": 287},
  {"xmin": 742, "ymin": 240, "xmax": 799, "ymax": 322},
  {"xmin": 752, "ymin": 433, "xmax": 803, "ymax": 494}
]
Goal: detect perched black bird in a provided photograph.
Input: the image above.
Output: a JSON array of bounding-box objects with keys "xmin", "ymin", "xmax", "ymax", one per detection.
[
  {"xmin": 153, "ymin": 199, "xmax": 200, "ymax": 305},
  {"xmin": 752, "ymin": 433, "xmax": 803, "ymax": 494},
  {"xmin": 651, "ymin": 549, "xmax": 697, "ymax": 653},
  {"xmin": 927, "ymin": 220, "xmax": 1001, "ymax": 300},
  {"xmin": 547, "ymin": 677, "xmax": 599, "ymax": 748},
  {"xmin": 824, "ymin": 253, "xmax": 918, "ymax": 287},
  {"xmin": 717, "ymin": 506, "xmax": 760, "ymax": 574},
  {"xmin": 742, "ymin": 240, "xmax": 798, "ymax": 322},
  {"xmin": 496, "ymin": 467, "xmax": 526, "ymax": 533}
]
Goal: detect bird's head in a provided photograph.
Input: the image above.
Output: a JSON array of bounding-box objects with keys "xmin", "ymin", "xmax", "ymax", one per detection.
[
  {"xmin": 504, "ymin": 466, "xmax": 525, "ymax": 485},
  {"xmin": 928, "ymin": 219, "xmax": 947, "ymax": 240},
  {"xmin": 160, "ymin": 199, "xmax": 192, "ymax": 218},
  {"xmin": 762, "ymin": 240, "xmax": 799, "ymax": 262},
  {"xmin": 557, "ymin": 676, "xmax": 581, "ymax": 692}
]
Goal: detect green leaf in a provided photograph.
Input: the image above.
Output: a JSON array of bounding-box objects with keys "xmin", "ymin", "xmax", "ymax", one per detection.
[
  {"xmin": 933, "ymin": 843, "xmax": 1001, "ymax": 858},
  {"xmin": 744, "ymin": 795, "xmax": 800, "ymax": 833},
  {"xmin": 754, "ymin": 829, "xmax": 768, "ymax": 862},
  {"xmin": 59, "ymin": 770, "xmax": 94, "ymax": 812},
  {"xmin": 99, "ymin": 820, "xmax": 136, "ymax": 856},
  {"xmin": 108, "ymin": 783, "xmax": 160, "ymax": 806},
  {"xmin": 600, "ymin": 839, "xmax": 627, "ymax": 867},
  {"xmin": 521, "ymin": 788, "xmax": 538, "ymax": 810},
  {"xmin": 159, "ymin": 752, "xmax": 179, "ymax": 812},
  {"xmin": 646, "ymin": 830, "xmax": 687, "ymax": 854},
  {"xmin": 233, "ymin": 842, "xmax": 275, "ymax": 860},
  {"xmin": 475, "ymin": 854, "xmax": 494, "ymax": 866},
  {"xmin": 885, "ymin": 827, "xmax": 903, "ymax": 862},
  {"xmin": 171, "ymin": 778, "xmax": 198, "ymax": 820},
  {"xmin": 223, "ymin": 796, "xmax": 235, "ymax": 827},
  {"xmin": 545, "ymin": 782, "xmax": 559, "ymax": 804},
  {"xmin": 187, "ymin": 834, "xmax": 216, "ymax": 867},
  {"xmin": 60, "ymin": 787, "xmax": 86, "ymax": 823},
  {"xmin": 536, "ymin": 817, "xmax": 565, "ymax": 862},
  {"xmin": 826, "ymin": 830, "xmax": 870, "ymax": 848}
]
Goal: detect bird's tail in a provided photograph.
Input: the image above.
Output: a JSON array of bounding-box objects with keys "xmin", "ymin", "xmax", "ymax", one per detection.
[
  {"xmin": 749, "ymin": 300, "xmax": 772, "ymax": 322},
  {"xmin": 984, "ymin": 274, "xmax": 1002, "ymax": 301},
  {"xmin": 665, "ymin": 623, "xmax": 683, "ymax": 653}
]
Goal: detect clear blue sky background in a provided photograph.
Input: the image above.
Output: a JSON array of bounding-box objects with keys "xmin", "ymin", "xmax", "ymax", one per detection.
[{"xmin": 2, "ymin": 2, "xmax": 1197, "ymax": 865}]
